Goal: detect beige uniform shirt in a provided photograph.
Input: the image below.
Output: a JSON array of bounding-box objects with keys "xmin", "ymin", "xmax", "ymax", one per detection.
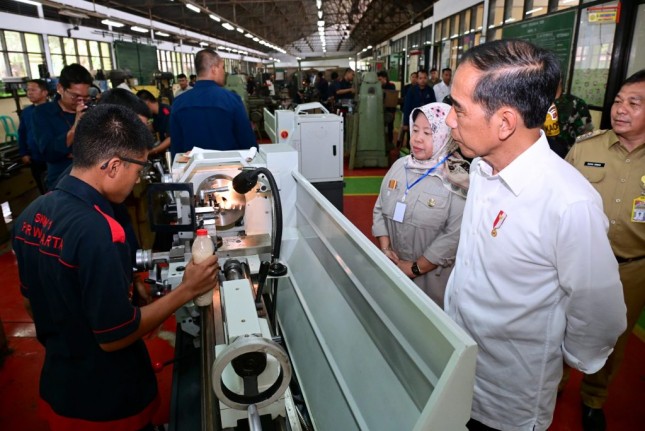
[{"xmin": 566, "ymin": 129, "xmax": 645, "ymax": 259}]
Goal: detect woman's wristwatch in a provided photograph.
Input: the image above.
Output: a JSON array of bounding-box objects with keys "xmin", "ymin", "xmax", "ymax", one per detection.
[{"xmin": 411, "ymin": 261, "xmax": 421, "ymax": 276}]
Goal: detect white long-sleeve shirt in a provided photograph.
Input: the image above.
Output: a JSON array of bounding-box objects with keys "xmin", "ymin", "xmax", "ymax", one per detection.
[{"xmin": 445, "ymin": 133, "xmax": 626, "ymax": 431}]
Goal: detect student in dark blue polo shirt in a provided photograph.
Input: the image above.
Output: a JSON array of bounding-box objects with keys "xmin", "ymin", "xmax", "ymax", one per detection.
[
  {"xmin": 169, "ymin": 49, "xmax": 257, "ymax": 157},
  {"xmin": 12, "ymin": 104, "xmax": 219, "ymax": 431},
  {"xmin": 136, "ymin": 89, "xmax": 171, "ymax": 157},
  {"xmin": 32, "ymin": 64, "xmax": 94, "ymax": 190},
  {"xmin": 401, "ymin": 69, "xmax": 436, "ymax": 146},
  {"xmin": 18, "ymin": 78, "xmax": 49, "ymax": 194}
]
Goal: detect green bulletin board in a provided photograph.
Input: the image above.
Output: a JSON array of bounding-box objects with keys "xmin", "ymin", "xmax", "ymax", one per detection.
[
  {"xmin": 113, "ymin": 41, "xmax": 158, "ymax": 85},
  {"xmin": 502, "ymin": 10, "xmax": 577, "ymax": 86}
]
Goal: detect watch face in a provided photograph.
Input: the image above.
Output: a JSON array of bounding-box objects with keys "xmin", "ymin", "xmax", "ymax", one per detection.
[{"xmin": 412, "ymin": 262, "xmax": 421, "ymax": 276}]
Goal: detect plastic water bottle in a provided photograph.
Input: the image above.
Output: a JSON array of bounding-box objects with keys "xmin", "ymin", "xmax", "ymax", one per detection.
[{"xmin": 192, "ymin": 228, "xmax": 215, "ymax": 306}]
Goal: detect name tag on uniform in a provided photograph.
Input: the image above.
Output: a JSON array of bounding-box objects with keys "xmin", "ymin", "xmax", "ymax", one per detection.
[
  {"xmin": 584, "ymin": 161, "xmax": 605, "ymax": 167},
  {"xmin": 632, "ymin": 196, "xmax": 645, "ymax": 223},
  {"xmin": 393, "ymin": 202, "xmax": 406, "ymax": 223}
]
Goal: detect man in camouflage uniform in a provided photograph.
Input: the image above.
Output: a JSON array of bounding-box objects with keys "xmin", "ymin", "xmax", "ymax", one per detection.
[{"xmin": 565, "ymin": 69, "xmax": 645, "ymax": 431}]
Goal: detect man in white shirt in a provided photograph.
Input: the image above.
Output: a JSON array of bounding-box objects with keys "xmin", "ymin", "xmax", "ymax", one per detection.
[
  {"xmin": 444, "ymin": 39, "xmax": 626, "ymax": 431},
  {"xmin": 433, "ymin": 67, "xmax": 452, "ymax": 103}
]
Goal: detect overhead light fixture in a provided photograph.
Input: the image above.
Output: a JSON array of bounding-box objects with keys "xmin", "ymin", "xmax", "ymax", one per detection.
[
  {"xmin": 318, "ymin": 11, "xmax": 323, "ymax": 19},
  {"xmin": 316, "ymin": 0, "xmax": 322, "ymax": 9},
  {"xmin": 253, "ymin": 37, "xmax": 259, "ymax": 42},
  {"xmin": 156, "ymin": 31, "xmax": 170, "ymax": 37},
  {"xmin": 209, "ymin": 14, "xmax": 221, "ymax": 22},
  {"xmin": 14, "ymin": 0, "xmax": 40, "ymax": 6},
  {"xmin": 222, "ymin": 22, "xmax": 234, "ymax": 30},
  {"xmin": 59, "ymin": 9, "xmax": 89, "ymax": 19},
  {"xmin": 131, "ymin": 26, "xmax": 148, "ymax": 33},
  {"xmin": 199, "ymin": 41, "xmax": 208, "ymax": 47},
  {"xmin": 101, "ymin": 19, "xmax": 124, "ymax": 28},
  {"xmin": 236, "ymin": 27, "xmax": 244, "ymax": 33},
  {"xmin": 317, "ymin": 20, "xmax": 325, "ymax": 27},
  {"xmin": 186, "ymin": 3, "xmax": 200, "ymax": 13},
  {"xmin": 245, "ymin": 33, "xmax": 253, "ymax": 38},
  {"xmin": 525, "ymin": 7, "xmax": 543, "ymax": 15},
  {"xmin": 367, "ymin": 45, "xmax": 372, "ymax": 49}
]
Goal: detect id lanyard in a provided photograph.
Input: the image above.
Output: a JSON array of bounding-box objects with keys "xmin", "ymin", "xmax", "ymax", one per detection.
[
  {"xmin": 402, "ymin": 154, "xmax": 450, "ymax": 202},
  {"xmin": 393, "ymin": 154, "xmax": 449, "ymax": 223}
]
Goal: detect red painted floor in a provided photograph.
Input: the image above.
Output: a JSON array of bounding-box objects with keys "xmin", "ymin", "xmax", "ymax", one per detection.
[{"xmin": 2, "ymin": 163, "xmax": 644, "ymax": 430}]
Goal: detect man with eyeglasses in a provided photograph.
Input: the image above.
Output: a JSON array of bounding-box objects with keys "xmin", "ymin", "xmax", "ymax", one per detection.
[
  {"xmin": 12, "ymin": 104, "xmax": 219, "ymax": 431},
  {"xmin": 32, "ymin": 63, "xmax": 94, "ymax": 190}
]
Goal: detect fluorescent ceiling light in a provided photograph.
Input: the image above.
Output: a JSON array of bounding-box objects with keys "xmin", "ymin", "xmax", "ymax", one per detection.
[
  {"xmin": 526, "ymin": 7, "xmax": 543, "ymax": 15},
  {"xmin": 253, "ymin": 37, "xmax": 259, "ymax": 42},
  {"xmin": 131, "ymin": 26, "xmax": 148, "ymax": 33},
  {"xmin": 209, "ymin": 14, "xmax": 220, "ymax": 22},
  {"xmin": 317, "ymin": 20, "xmax": 325, "ymax": 27},
  {"xmin": 245, "ymin": 33, "xmax": 253, "ymax": 38},
  {"xmin": 222, "ymin": 22, "xmax": 234, "ymax": 30},
  {"xmin": 15, "ymin": 0, "xmax": 40, "ymax": 6},
  {"xmin": 367, "ymin": 45, "xmax": 372, "ymax": 49},
  {"xmin": 318, "ymin": 11, "xmax": 323, "ymax": 19},
  {"xmin": 156, "ymin": 31, "xmax": 170, "ymax": 37},
  {"xmin": 316, "ymin": 0, "xmax": 322, "ymax": 9},
  {"xmin": 236, "ymin": 27, "xmax": 244, "ymax": 33},
  {"xmin": 101, "ymin": 19, "xmax": 124, "ymax": 28},
  {"xmin": 186, "ymin": 3, "xmax": 200, "ymax": 13}
]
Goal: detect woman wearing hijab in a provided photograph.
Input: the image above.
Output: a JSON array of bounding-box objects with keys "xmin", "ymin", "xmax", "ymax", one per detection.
[{"xmin": 372, "ymin": 102, "xmax": 469, "ymax": 306}]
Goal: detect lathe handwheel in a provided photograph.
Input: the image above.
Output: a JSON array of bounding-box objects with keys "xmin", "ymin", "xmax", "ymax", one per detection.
[{"xmin": 212, "ymin": 335, "xmax": 291, "ymax": 410}]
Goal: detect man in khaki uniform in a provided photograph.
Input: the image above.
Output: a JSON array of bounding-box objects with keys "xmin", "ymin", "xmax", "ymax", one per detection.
[{"xmin": 566, "ymin": 69, "xmax": 645, "ymax": 431}]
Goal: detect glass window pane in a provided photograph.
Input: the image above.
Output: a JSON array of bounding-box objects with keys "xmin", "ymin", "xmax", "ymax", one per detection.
[
  {"xmin": 5, "ymin": 31, "xmax": 24, "ymax": 51},
  {"xmin": 8, "ymin": 52, "xmax": 27, "ymax": 76},
  {"xmin": 450, "ymin": 15, "xmax": 460, "ymax": 38},
  {"xmin": 89, "ymin": 41, "xmax": 100, "ymax": 56},
  {"xmin": 435, "ymin": 21, "xmax": 442, "ymax": 42},
  {"xmin": 571, "ymin": 1, "xmax": 618, "ymax": 106},
  {"xmin": 24, "ymin": 33, "xmax": 41, "ymax": 53},
  {"xmin": 0, "ymin": 34, "xmax": 3, "ymax": 51},
  {"xmin": 63, "ymin": 38, "xmax": 76, "ymax": 55},
  {"xmin": 475, "ymin": 4, "xmax": 484, "ymax": 32},
  {"xmin": 79, "ymin": 56, "xmax": 91, "ymax": 71},
  {"xmin": 100, "ymin": 42, "xmax": 110, "ymax": 58},
  {"xmin": 91, "ymin": 56, "xmax": 101, "ymax": 70},
  {"xmin": 51, "ymin": 54, "xmax": 65, "ymax": 76},
  {"xmin": 103, "ymin": 56, "xmax": 112, "ymax": 70},
  {"xmin": 0, "ymin": 56, "xmax": 8, "ymax": 78},
  {"xmin": 506, "ymin": 0, "xmax": 524, "ymax": 24},
  {"xmin": 48, "ymin": 36, "xmax": 62, "ymax": 54},
  {"xmin": 557, "ymin": 0, "xmax": 579, "ymax": 10},
  {"xmin": 77, "ymin": 40, "xmax": 88, "ymax": 56},
  {"xmin": 462, "ymin": 10, "xmax": 471, "ymax": 34},
  {"xmin": 488, "ymin": 0, "xmax": 504, "ymax": 29},
  {"xmin": 66, "ymin": 54, "xmax": 79, "ymax": 64},
  {"xmin": 28, "ymin": 53, "xmax": 44, "ymax": 78},
  {"xmin": 442, "ymin": 18, "xmax": 450, "ymax": 40}
]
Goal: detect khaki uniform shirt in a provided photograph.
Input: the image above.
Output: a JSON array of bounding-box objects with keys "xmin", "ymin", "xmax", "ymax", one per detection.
[{"xmin": 566, "ymin": 129, "xmax": 645, "ymax": 259}]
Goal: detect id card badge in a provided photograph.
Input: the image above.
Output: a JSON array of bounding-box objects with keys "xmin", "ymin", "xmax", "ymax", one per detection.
[
  {"xmin": 393, "ymin": 201, "xmax": 406, "ymax": 223},
  {"xmin": 632, "ymin": 196, "xmax": 645, "ymax": 223}
]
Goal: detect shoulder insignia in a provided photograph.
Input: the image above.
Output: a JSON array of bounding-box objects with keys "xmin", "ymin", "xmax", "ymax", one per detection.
[{"xmin": 575, "ymin": 129, "xmax": 608, "ymax": 143}]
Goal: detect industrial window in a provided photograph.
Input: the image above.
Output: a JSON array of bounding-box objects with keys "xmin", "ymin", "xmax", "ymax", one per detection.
[
  {"xmin": 0, "ymin": 30, "xmax": 45, "ymax": 79},
  {"xmin": 47, "ymin": 36, "xmax": 112, "ymax": 76}
]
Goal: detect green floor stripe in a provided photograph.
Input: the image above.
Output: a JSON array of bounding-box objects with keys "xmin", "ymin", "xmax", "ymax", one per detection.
[{"xmin": 345, "ymin": 176, "xmax": 383, "ymax": 196}]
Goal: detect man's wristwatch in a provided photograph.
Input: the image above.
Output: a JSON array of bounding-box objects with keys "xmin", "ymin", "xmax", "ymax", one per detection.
[{"xmin": 411, "ymin": 261, "xmax": 421, "ymax": 276}]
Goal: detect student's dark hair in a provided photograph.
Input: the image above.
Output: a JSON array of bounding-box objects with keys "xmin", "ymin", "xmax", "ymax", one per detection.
[
  {"xmin": 72, "ymin": 104, "xmax": 154, "ymax": 169},
  {"xmin": 177, "ymin": 73, "xmax": 187, "ymax": 79},
  {"xmin": 58, "ymin": 64, "xmax": 93, "ymax": 89},
  {"xmin": 189, "ymin": 74, "xmax": 196, "ymax": 80},
  {"xmin": 460, "ymin": 39, "xmax": 560, "ymax": 129},
  {"xmin": 195, "ymin": 49, "xmax": 221, "ymax": 76},
  {"xmin": 410, "ymin": 72, "xmax": 418, "ymax": 77},
  {"xmin": 136, "ymin": 89, "xmax": 157, "ymax": 103},
  {"xmin": 317, "ymin": 71, "xmax": 324, "ymax": 78},
  {"xmin": 377, "ymin": 71, "xmax": 388, "ymax": 80},
  {"xmin": 417, "ymin": 69, "xmax": 428, "ymax": 77},
  {"xmin": 442, "ymin": 67, "xmax": 452, "ymax": 73},
  {"xmin": 331, "ymin": 71, "xmax": 339, "ymax": 80},
  {"xmin": 430, "ymin": 67, "xmax": 438, "ymax": 73},
  {"xmin": 99, "ymin": 88, "xmax": 151, "ymax": 119},
  {"xmin": 344, "ymin": 68, "xmax": 354, "ymax": 75},
  {"xmin": 27, "ymin": 78, "xmax": 47, "ymax": 91},
  {"xmin": 622, "ymin": 69, "xmax": 645, "ymax": 86}
]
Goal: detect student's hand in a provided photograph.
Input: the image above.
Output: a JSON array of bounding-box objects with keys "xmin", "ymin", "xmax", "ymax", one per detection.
[{"xmin": 181, "ymin": 255, "xmax": 220, "ymax": 296}]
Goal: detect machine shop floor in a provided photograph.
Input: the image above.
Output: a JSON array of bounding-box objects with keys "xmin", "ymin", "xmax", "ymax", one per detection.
[{"xmin": 1, "ymin": 161, "xmax": 644, "ymax": 430}]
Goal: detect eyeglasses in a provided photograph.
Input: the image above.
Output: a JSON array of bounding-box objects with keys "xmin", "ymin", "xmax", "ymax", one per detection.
[
  {"xmin": 64, "ymin": 88, "xmax": 90, "ymax": 101},
  {"xmin": 100, "ymin": 155, "xmax": 151, "ymax": 170}
]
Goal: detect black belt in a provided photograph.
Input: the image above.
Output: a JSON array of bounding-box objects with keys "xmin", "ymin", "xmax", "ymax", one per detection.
[{"xmin": 615, "ymin": 255, "xmax": 645, "ymax": 264}]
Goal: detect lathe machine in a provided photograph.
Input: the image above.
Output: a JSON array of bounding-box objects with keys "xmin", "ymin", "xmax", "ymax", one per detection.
[{"xmin": 136, "ymin": 145, "xmax": 477, "ymax": 430}]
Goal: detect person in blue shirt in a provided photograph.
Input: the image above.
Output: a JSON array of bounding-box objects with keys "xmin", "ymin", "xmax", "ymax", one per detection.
[
  {"xmin": 18, "ymin": 79, "xmax": 49, "ymax": 194},
  {"xmin": 136, "ymin": 89, "xmax": 171, "ymax": 157},
  {"xmin": 32, "ymin": 64, "xmax": 93, "ymax": 190},
  {"xmin": 169, "ymin": 49, "xmax": 257, "ymax": 157},
  {"xmin": 12, "ymin": 104, "xmax": 219, "ymax": 431},
  {"xmin": 401, "ymin": 69, "xmax": 436, "ymax": 147}
]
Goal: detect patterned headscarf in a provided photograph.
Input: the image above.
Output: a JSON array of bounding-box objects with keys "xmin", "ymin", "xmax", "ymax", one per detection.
[{"xmin": 404, "ymin": 102, "xmax": 470, "ymax": 197}]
